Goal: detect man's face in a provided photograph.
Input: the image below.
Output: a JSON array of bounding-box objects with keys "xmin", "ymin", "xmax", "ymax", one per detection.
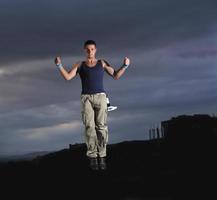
[{"xmin": 84, "ymin": 44, "xmax": 97, "ymax": 58}]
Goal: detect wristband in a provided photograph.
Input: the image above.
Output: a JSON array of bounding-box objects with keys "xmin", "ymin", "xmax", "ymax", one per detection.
[
  {"xmin": 122, "ymin": 64, "xmax": 129, "ymax": 70},
  {"xmin": 56, "ymin": 63, "xmax": 63, "ymax": 69}
]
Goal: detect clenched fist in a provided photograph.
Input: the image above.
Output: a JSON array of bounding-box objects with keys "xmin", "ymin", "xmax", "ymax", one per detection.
[
  {"xmin": 124, "ymin": 57, "xmax": 130, "ymax": 66},
  {"xmin": 54, "ymin": 56, "xmax": 62, "ymax": 65}
]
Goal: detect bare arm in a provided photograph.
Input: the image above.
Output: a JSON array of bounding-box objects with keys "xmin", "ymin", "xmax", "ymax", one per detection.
[
  {"xmin": 67, "ymin": 62, "xmax": 81, "ymax": 80},
  {"xmin": 55, "ymin": 56, "xmax": 81, "ymax": 81},
  {"xmin": 101, "ymin": 57, "xmax": 130, "ymax": 80},
  {"xmin": 58, "ymin": 65, "xmax": 70, "ymax": 80}
]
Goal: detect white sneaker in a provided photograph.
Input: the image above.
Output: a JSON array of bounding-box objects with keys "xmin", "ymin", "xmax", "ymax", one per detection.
[
  {"xmin": 108, "ymin": 106, "xmax": 117, "ymax": 112},
  {"xmin": 106, "ymin": 97, "xmax": 117, "ymax": 112}
]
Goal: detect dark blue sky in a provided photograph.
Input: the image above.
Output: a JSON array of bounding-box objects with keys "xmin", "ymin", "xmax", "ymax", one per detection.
[{"xmin": 0, "ymin": 0, "xmax": 217, "ymax": 155}]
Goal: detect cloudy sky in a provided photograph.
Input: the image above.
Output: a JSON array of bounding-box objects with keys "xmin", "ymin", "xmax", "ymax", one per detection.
[{"xmin": 0, "ymin": 0, "xmax": 217, "ymax": 155}]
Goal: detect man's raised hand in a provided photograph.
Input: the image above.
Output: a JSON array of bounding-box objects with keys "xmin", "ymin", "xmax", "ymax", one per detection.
[
  {"xmin": 55, "ymin": 56, "xmax": 62, "ymax": 65},
  {"xmin": 124, "ymin": 57, "xmax": 130, "ymax": 66}
]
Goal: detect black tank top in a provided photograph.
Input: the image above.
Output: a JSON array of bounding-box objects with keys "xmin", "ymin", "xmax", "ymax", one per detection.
[{"xmin": 78, "ymin": 59, "xmax": 106, "ymax": 94}]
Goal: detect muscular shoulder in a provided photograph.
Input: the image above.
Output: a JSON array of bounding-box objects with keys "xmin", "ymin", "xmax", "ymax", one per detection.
[
  {"xmin": 73, "ymin": 61, "xmax": 82, "ymax": 68},
  {"xmin": 72, "ymin": 61, "xmax": 82, "ymax": 74},
  {"xmin": 100, "ymin": 59, "xmax": 110, "ymax": 68}
]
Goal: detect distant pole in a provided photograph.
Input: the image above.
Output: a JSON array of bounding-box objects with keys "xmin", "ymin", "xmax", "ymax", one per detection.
[
  {"xmin": 161, "ymin": 123, "xmax": 164, "ymax": 138},
  {"xmin": 149, "ymin": 128, "xmax": 152, "ymax": 140},
  {"xmin": 152, "ymin": 126, "xmax": 156, "ymax": 139},
  {"xmin": 156, "ymin": 126, "xmax": 160, "ymax": 139}
]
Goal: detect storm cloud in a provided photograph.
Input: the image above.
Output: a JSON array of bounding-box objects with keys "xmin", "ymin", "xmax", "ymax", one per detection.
[{"xmin": 0, "ymin": 0, "xmax": 217, "ymax": 154}]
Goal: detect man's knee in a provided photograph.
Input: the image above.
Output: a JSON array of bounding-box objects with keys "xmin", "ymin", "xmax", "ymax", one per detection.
[
  {"xmin": 85, "ymin": 124, "xmax": 95, "ymax": 131},
  {"xmin": 95, "ymin": 122, "xmax": 107, "ymax": 130},
  {"xmin": 85, "ymin": 125, "xmax": 97, "ymax": 137}
]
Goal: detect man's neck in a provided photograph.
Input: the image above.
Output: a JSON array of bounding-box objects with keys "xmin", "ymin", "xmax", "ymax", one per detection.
[{"xmin": 86, "ymin": 57, "xmax": 97, "ymax": 63}]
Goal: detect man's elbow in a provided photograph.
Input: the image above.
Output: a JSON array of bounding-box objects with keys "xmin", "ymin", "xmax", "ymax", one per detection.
[
  {"xmin": 66, "ymin": 74, "xmax": 76, "ymax": 81},
  {"xmin": 113, "ymin": 72, "xmax": 119, "ymax": 80},
  {"xmin": 113, "ymin": 75, "xmax": 119, "ymax": 80},
  {"xmin": 66, "ymin": 77, "xmax": 74, "ymax": 81}
]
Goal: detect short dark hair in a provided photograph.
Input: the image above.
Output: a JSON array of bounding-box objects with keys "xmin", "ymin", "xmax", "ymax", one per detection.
[{"xmin": 84, "ymin": 40, "xmax": 97, "ymax": 48}]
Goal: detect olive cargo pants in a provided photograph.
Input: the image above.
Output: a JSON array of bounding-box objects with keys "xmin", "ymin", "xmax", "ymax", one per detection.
[{"xmin": 81, "ymin": 93, "xmax": 108, "ymax": 158}]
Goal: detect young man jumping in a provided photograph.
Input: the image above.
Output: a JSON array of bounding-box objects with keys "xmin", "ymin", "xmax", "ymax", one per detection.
[{"xmin": 54, "ymin": 40, "xmax": 130, "ymax": 170}]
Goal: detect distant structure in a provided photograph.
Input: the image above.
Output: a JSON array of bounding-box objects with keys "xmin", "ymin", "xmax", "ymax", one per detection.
[
  {"xmin": 161, "ymin": 114, "xmax": 217, "ymax": 139},
  {"xmin": 159, "ymin": 114, "xmax": 217, "ymax": 165},
  {"xmin": 161, "ymin": 114, "xmax": 217, "ymax": 145},
  {"xmin": 149, "ymin": 123, "xmax": 164, "ymax": 140},
  {"xmin": 149, "ymin": 114, "xmax": 217, "ymax": 141}
]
